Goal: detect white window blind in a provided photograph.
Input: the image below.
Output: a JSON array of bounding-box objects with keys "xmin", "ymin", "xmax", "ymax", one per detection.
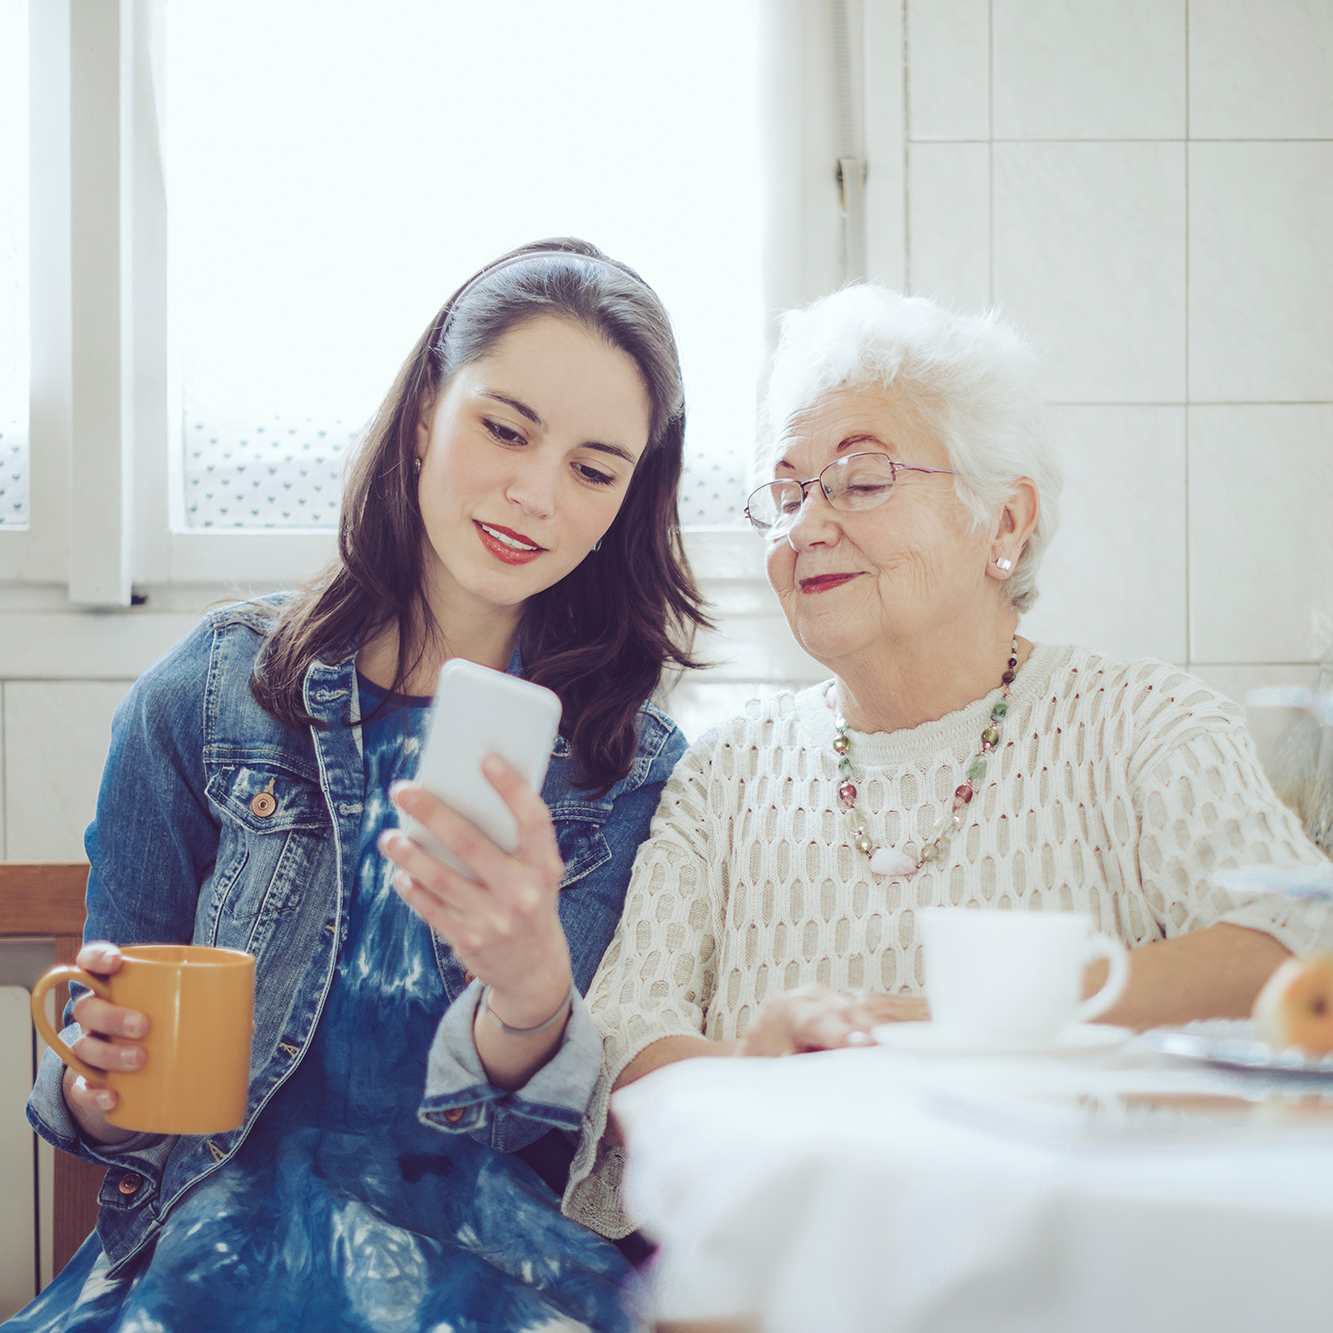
[{"xmin": 164, "ymin": 0, "xmax": 763, "ymax": 532}]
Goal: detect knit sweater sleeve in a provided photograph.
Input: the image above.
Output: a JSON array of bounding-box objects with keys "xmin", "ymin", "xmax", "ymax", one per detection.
[
  {"xmin": 562, "ymin": 721, "xmax": 731, "ymax": 1237},
  {"xmin": 1126, "ymin": 668, "xmax": 1333, "ymax": 953}
]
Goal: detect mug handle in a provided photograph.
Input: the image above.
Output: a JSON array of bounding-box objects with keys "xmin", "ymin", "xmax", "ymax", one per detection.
[
  {"xmin": 30, "ymin": 965, "xmax": 112, "ymax": 1084},
  {"xmin": 1071, "ymin": 933, "xmax": 1130, "ymax": 1024}
]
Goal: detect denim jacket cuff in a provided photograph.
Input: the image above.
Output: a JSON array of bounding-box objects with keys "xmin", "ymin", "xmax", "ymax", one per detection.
[
  {"xmin": 418, "ymin": 981, "xmax": 604, "ymax": 1151},
  {"xmin": 27, "ymin": 1038, "xmax": 175, "ymax": 1203}
]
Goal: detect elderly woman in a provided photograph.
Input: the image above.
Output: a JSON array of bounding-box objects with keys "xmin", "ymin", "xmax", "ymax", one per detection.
[{"xmin": 556, "ymin": 285, "xmax": 1333, "ymax": 1238}]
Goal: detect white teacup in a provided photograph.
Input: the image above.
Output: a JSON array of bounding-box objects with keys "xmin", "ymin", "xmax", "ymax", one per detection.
[{"xmin": 921, "ymin": 908, "xmax": 1130, "ymax": 1043}]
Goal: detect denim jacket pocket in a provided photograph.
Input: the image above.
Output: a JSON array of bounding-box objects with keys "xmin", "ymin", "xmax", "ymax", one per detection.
[
  {"xmin": 205, "ymin": 765, "xmax": 330, "ymax": 922},
  {"xmin": 552, "ymin": 809, "xmax": 613, "ymax": 890}
]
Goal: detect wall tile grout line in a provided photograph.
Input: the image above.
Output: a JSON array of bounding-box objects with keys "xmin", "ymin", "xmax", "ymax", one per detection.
[
  {"xmin": 1193, "ymin": 662, "xmax": 1324, "ymax": 669},
  {"xmin": 987, "ymin": 0, "xmax": 994, "ymax": 307},
  {"xmin": 1046, "ymin": 402, "xmax": 1333, "ymax": 408},
  {"xmin": 906, "ymin": 138, "xmax": 1333, "ymax": 146},
  {"xmin": 1184, "ymin": 0, "xmax": 1192, "ymax": 668},
  {"xmin": 902, "ymin": 0, "xmax": 911, "ymax": 292},
  {"xmin": 1189, "ymin": 0, "xmax": 1199, "ymax": 146},
  {"xmin": 0, "ymin": 677, "xmax": 141, "ymax": 686}
]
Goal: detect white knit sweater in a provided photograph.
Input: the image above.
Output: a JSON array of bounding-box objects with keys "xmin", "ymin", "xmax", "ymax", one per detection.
[{"xmin": 563, "ymin": 645, "xmax": 1333, "ymax": 1236}]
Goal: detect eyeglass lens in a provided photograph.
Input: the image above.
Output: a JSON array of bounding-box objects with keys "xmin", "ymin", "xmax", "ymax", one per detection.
[{"xmin": 746, "ymin": 453, "xmax": 897, "ymax": 532}]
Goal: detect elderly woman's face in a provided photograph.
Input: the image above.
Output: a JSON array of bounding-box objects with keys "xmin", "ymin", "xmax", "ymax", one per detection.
[{"xmin": 765, "ymin": 385, "xmax": 990, "ymax": 665}]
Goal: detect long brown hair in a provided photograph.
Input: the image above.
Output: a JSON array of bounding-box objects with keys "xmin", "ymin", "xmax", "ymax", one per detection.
[{"xmin": 251, "ymin": 238, "xmax": 710, "ymax": 790}]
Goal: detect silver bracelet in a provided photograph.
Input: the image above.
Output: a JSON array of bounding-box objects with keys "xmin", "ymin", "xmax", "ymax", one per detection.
[{"xmin": 480, "ymin": 983, "xmax": 573, "ymax": 1037}]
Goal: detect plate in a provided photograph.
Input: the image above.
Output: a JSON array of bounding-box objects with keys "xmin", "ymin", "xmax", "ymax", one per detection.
[
  {"xmin": 871, "ymin": 1021, "xmax": 1133, "ymax": 1058},
  {"xmin": 1144, "ymin": 1019, "xmax": 1333, "ymax": 1074}
]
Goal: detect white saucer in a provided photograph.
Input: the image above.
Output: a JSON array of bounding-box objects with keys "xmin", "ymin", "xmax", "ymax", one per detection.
[{"xmin": 871, "ymin": 1020, "xmax": 1133, "ymax": 1058}]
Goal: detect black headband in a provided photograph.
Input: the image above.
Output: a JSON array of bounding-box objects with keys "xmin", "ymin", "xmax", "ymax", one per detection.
[{"xmin": 434, "ymin": 248, "xmax": 654, "ymax": 351}]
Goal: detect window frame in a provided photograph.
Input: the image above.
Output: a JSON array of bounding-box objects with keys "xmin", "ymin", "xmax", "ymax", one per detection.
[{"xmin": 3, "ymin": 0, "xmax": 903, "ymax": 604}]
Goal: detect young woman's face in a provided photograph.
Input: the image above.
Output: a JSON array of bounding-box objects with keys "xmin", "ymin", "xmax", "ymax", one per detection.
[{"xmin": 416, "ymin": 314, "xmax": 653, "ymax": 617}]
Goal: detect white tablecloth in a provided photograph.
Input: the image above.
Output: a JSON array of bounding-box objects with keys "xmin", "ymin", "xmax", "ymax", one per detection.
[{"xmin": 611, "ymin": 1044, "xmax": 1333, "ymax": 1332}]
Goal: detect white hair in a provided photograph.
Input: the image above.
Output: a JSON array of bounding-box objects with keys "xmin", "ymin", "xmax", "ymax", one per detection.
[{"xmin": 760, "ymin": 285, "xmax": 1061, "ymax": 615}]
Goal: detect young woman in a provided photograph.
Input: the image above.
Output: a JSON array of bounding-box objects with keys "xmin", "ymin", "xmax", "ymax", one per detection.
[{"xmin": 17, "ymin": 240, "xmax": 707, "ymax": 1333}]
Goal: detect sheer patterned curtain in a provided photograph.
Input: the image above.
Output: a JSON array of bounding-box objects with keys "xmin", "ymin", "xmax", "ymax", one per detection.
[{"xmin": 165, "ymin": 0, "xmax": 763, "ymax": 531}]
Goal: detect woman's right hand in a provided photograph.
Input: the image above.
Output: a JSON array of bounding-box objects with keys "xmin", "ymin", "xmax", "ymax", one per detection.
[
  {"xmin": 381, "ymin": 765, "xmax": 573, "ymax": 1023},
  {"xmin": 60, "ymin": 942, "xmax": 147, "ymax": 1146}
]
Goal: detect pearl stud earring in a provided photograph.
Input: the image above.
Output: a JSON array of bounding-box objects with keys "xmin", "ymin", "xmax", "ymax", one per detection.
[{"xmin": 994, "ymin": 555, "xmax": 1013, "ymax": 571}]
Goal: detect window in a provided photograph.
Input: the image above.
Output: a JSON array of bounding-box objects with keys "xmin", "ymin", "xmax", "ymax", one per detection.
[
  {"xmin": 164, "ymin": 0, "xmax": 764, "ymax": 533},
  {"xmin": 12, "ymin": 0, "xmax": 877, "ymax": 599}
]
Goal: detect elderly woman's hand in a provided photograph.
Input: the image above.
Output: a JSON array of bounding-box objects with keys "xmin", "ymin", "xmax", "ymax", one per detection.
[{"xmin": 736, "ymin": 984, "xmax": 930, "ymax": 1057}]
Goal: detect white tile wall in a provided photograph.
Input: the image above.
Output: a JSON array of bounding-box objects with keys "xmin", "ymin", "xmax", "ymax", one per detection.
[
  {"xmin": 896, "ymin": 0, "xmax": 1332, "ymax": 714},
  {"xmin": 689, "ymin": 577, "xmax": 824, "ymax": 682},
  {"xmin": 3, "ymin": 682, "xmax": 133, "ymax": 861},
  {"xmin": 907, "ymin": 142, "xmax": 990, "ymax": 309},
  {"xmin": 0, "ymin": 985, "xmax": 35, "ymax": 1318},
  {"xmin": 992, "ymin": 142, "xmax": 1186, "ymax": 402},
  {"xmin": 1022, "ymin": 406, "xmax": 1187, "ymax": 664},
  {"xmin": 993, "ymin": 0, "xmax": 1186, "ymax": 140},
  {"xmin": 664, "ymin": 677, "xmax": 815, "ymax": 747},
  {"xmin": 693, "ymin": 614, "xmax": 825, "ymax": 683},
  {"xmin": 1189, "ymin": 142, "xmax": 1333, "ymax": 403},
  {"xmin": 658, "ymin": 565, "xmax": 826, "ymax": 743},
  {"xmin": 906, "ymin": 0, "xmax": 990, "ymax": 141},
  {"xmin": 0, "ymin": 611, "xmax": 203, "ymax": 678},
  {"xmin": 1189, "ymin": 405, "xmax": 1333, "ymax": 664},
  {"xmin": 1190, "ymin": 0, "xmax": 1333, "ymax": 139},
  {"xmin": 0, "ymin": 949, "xmax": 56, "ymax": 1310}
]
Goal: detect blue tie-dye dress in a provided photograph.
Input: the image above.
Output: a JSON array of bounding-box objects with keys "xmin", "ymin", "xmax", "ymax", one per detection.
[{"xmin": 8, "ymin": 678, "xmax": 638, "ymax": 1333}]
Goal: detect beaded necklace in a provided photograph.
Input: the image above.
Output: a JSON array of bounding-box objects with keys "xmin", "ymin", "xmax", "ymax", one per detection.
[{"xmin": 834, "ymin": 637, "xmax": 1020, "ymax": 879}]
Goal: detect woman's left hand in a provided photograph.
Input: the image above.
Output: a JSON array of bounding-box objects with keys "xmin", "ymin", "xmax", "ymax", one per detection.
[
  {"xmin": 737, "ymin": 984, "xmax": 929, "ymax": 1057},
  {"xmin": 378, "ymin": 755, "xmax": 573, "ymax": 1026}
]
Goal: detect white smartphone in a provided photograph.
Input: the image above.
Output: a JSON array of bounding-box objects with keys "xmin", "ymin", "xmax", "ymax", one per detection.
[{"xmin": 401, "ymin": 659, "xmax": 563, "ymax": 882}]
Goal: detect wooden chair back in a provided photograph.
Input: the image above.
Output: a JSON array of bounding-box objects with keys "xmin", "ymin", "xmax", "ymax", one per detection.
[{"xmin": 0, "ymin": 863, "xmax": 105, "ymax": 1277}]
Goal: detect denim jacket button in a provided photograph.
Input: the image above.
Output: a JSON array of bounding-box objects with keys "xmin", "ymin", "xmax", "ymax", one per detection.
[
  {"xmin": 442, "ymin": 1107, "xmax": 465, "ymax": 1125},
  {"xmin": 250, "ymin": 792, "xmax": 277, "ymax": 818},
  {"xmin": 118, "ymin": 1172, "xmax": 142, "ymax": 1196}
]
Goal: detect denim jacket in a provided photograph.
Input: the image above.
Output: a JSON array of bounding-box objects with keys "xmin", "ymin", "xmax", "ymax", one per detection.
[{"xmin": 26, "ymin": 600, "xmax": 684, "ymax": 1275}]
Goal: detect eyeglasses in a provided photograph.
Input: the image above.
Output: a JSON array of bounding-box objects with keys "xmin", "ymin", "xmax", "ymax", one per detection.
[{"xmin": 744, "ymin": 452, "xmax": 956, "ymax": 537}]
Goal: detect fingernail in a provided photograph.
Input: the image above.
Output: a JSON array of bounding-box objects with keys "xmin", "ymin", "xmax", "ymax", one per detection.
[
  {"xmin": 97, "ymin": 1092, "xmax": 115, "ymax": 1110},
  {"xmin": 123, "ymin": 1016, "xmax": 146, "ymax": 1039},
  {"xmin": 388, "ymin": 780, "xmax": 414, "ymax": 808},
  {"xmin": 845, "ymin": 1030, "xmax": 873, "ymax": 1047},
  {"xmin": 481, "ymin": 754, "xmax": 504, "ymax": 778}
]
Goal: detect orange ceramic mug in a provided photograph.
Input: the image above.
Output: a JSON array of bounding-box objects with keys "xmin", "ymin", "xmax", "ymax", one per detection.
[{"xmin": 30, "ymin": 945, "xmax": 256, "ymax": 1135}]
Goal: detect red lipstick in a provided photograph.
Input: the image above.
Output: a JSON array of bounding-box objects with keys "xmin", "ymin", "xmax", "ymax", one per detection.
[
  {"xmin": 474, "ymin": 520, "xmax": 546, "ymax": 566},
  {"xmin": 799, "ymin": 573, "xmax": 861, "ymax": 594}
]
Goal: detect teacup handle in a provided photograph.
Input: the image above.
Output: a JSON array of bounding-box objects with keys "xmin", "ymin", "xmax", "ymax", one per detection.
[
  {"xmin": 1071, "ymin": 933, "xmax": 1130, "ymax": 1024},
  {"xmin": 30, "ymin": 966, "xmax": 112, "ymax": 1084}
]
